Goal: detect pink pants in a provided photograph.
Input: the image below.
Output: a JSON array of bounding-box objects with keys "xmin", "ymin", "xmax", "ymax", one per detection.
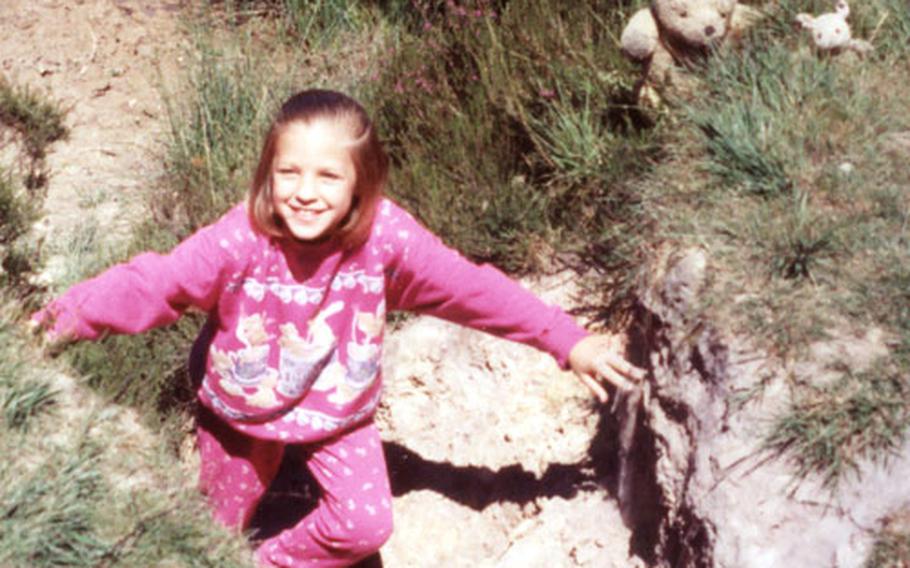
[{"xmin": 197, "ymin": 409, "xmax": 393, "ymax": 567}]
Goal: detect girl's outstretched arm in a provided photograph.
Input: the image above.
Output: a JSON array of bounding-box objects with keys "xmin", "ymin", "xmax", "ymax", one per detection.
[
  {"xmin": 383, "ymin": 202, "xmax": 645, "ymax": 389},
  {"xmin": 30, "ymin": 205, "xmax": 246, "ymax": 343},
  {"xmin": 385, "ymin": 206, "xmax": 583, "ymax": 368}
]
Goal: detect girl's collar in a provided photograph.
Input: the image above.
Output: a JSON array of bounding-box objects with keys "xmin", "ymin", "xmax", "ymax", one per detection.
[{"xmin": 277, "ymin": 234, "xmax": 343, "ymax": 258}]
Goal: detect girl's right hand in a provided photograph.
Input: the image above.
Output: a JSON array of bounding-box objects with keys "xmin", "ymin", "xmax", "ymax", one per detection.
[
  {"xmin": 568, "ymin": 333, "xmax": 646, "ymax": 403},
  {"xmin": 28, "ymin": 307, "xmax": 50, "ymax": 336},
  {"xmin": 27, "ymin": 305, "xmax": 76, "ymax": 354}
]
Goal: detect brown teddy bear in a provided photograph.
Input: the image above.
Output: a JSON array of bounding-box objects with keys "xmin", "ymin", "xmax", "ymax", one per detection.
[{"xmin": 620, "ymin": 0, "xmax": 761, "ymax": 105}]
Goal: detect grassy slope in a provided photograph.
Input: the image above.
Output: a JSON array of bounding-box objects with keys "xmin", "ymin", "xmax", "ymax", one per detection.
[
  {"xmin": 0, "ymin": 71, "xmax": 255, "ymax": 568},
  {"xmin": 675, "ymin": 15, "xmax": 910, "ymax": 487},
  {"xmin": 630, "ymin": 3, "xmax": 910, "ymax": 557},
  {"xmin": 0, "ymin": 298, "xmax": 253, "ymax": 566}
]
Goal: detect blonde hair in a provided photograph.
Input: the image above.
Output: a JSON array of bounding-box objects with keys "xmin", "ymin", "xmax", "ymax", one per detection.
[{"xmin": 248, "ymin": 89, "xmax": 388, "ymax": 250}]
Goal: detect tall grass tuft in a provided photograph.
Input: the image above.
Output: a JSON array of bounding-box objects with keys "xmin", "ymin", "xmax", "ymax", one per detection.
[
  {"xmin": 0, "ymin": 76, "xmax": 68, "ymax": 189},
  {"xmin": 764, "ymin": 190, "xmax": 842, "ymax": 282},
  {"xmin": 766, "ymin": 368, "xmax": 909, "ymax": 487},
  {"xmin": 64, "ymin": 316, "xmax": 204, "ymax": 423},
  {"xmin": 0, "ymin": 76, "xmax": 68, "ymax": 161},
  {"xmin": 363, "ymin": 0, "xmax": 656, "ymax": 272},
  {"xmin": 158, "ymin": 33, "xmax": 292, "ymax": 239},
  {"xmin": 0, "ymin": 309, "xmax": 57, "ymax": 432},
  {"xmin": 689, "ymin": 45, "xmax": 845, "ymax": 197},
  {"xmin": 0, "ymin": 449, "xmax": 108, "ymax": 567},
  {"xmin": 2, "ymin": 379, "xmax": 57, "ymax": 432},
  {"xmin": 218, "ymin": 0, "xmax": 375, "ymax": 45},
  {"xmin": 0, "ymin": 294, "xmax": 252, "ymax": 566},
  {"xmin": 0, "ymin": 168, "xmax": 39, "ymax": 289},
  {"xmin": 96, "ymin": 492, "xmax": 252, "ymax": 567},
  {"xmin": 0, "ymin": 170, "xmax": 32, "ymax": 243},
  {"xmin": 850, "ymin": 0, "xmax": 910, "ymax": 56}
]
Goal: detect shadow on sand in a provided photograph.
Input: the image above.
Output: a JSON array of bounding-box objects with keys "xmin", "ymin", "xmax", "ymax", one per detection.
[{"xmin": 248, "ymin": 429, "xmax": 622, "ymax": 540}]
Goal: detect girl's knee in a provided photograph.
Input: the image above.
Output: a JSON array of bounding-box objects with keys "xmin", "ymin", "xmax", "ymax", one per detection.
[
  {"xmin": 322, "ymin": 501, "xmax": 393, "ymax": 558},
  {"xmin": 282, "ymin": 501, "xmax": 393, "ymax": 561},
  {"xmin": 344, "ymin": 505, "xmax": 393, "ymax": 557}
]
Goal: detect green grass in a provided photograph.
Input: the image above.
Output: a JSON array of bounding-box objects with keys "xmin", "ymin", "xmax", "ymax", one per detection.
[
  {"xmin": 65, "ymin": 315, "xmax": 205, "ymax": 423},
  {"xmin": 690, "ymin": 44, "xmax": 853, "ymax": 198},
  {"xmin": 766, "ymin": 367, "xmax": 909, "ymax": 486},
  {"xmin": 360, "ymin": 0, "xmax": 656, "ymax": 272},
  {"xmin": 0, "ymin": 78, "xmax": 66, "ymax": 292},
  {"xmin": 0, "ymin": 58, "xmax": 254, "ymax": 567},
  {"xmin": 0, "ymin": 308, "xmax": 57, "ymax": 432},
  {"xmin": 0, "ymin": 308, "xmax": 102, "ymax": 568},
  {"xmin": 224, "ymin": 0, "xmax": 377, "ymax": 47},
  {"xmin": 0, "ymin": 434, "xmax": 252, "ymax": 567},
  {"xmin": 0, "ymin": 168, "xmax": 39, "ymax": 288},
  {"xmin": 0, "ymin": 75, "xmax": 68, "ymax": 189},
  {"xmin": 2, "ymin": 378, "xmax": 57, "ymax": 432},
  {"xmin": 42, "ymin": 221, "xmax": 124, "ymax": 292},
  {"xmin": 0, "ymin": 448, "xmax": 109, "ymax": 567},
  {"xmin": 848, "ymin": 0, "xmax": 910, "ymax": 56},
  {"xmin": 158, "ymin": 38, "xmax": 288, "ymax": 238},
  {"xmin": 0, "ymin": 76, "xmax": 68, "ymax": 161},
  {"xmin": 0, "ymin": 169, "xmax": 32, "ymax": 245},
  {"xmin": 0, "ymin": 294, "xmax": 253, "ymax": 567}
]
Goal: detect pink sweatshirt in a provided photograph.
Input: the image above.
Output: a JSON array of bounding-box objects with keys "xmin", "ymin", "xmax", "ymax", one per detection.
[{"xmin": 38, "ymin": 199, "xmax": 588, "ymax": 442}]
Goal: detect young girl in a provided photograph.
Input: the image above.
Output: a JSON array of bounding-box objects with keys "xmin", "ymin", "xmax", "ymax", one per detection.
[{"xmin": 32, "ymin": 89, "xmax": 644, "ymax": 567}]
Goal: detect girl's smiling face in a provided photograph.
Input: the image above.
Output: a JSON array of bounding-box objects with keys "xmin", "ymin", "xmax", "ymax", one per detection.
[{"xmin": 270, "ymin": 118, "xmax": 357, "ymax": 243}]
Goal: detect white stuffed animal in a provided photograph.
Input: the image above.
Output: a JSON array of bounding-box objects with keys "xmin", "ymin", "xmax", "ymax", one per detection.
[{"xmin": 796, "ymin": 0, "xmax": 872, "ymax": 54}]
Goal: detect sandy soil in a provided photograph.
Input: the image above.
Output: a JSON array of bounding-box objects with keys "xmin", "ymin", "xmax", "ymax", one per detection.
[{"xmin": 1, "ymin": 0, "xmax": 185, "ymax": 276}]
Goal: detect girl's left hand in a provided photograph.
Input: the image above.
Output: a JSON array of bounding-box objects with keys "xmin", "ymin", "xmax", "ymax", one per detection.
[{"xmin": 568, "ymin": 334, "xmax": 646, "ymax": 403}]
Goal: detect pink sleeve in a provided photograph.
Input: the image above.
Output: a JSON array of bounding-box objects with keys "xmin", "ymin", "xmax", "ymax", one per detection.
[
  {"xmin": 34, "ymin": 208, "xmax": 242, "ymax": 341},
  {"xmin": 384, "ymin": 205, "xmax": 589, "ymax": 369}
]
